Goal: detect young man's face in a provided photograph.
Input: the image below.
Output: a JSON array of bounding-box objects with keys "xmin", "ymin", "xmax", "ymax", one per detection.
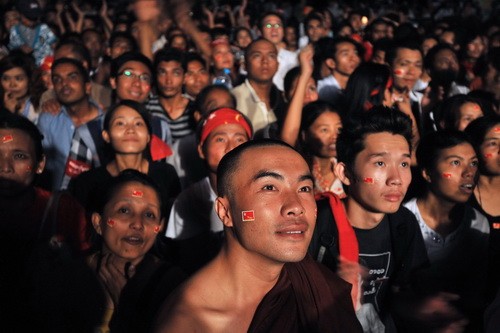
[
  {"xmin": 261, "ymin": 14, "xmax": 284, "ymax": 46},
  {"xmin": 198, "ymin": 123, "xmax": 249, "ymax": 174},
  {"xmin": 391, "ymin": 48, "xmax": 423, "ymax": 91},
  {"xmin": 82, "ymin": 31, "xmax": 104, "ymax": 59},
  {"xmin": 112, "ymin": 60, "xmax": 152, "ymax": 103},
  {"xmin": 108, "ymin": 37, "xmax": 134, "ymax": 59},
  {"xmin": 216, "ymin": 145, "xmax": 316, "ymax": 264},
  {"xmin": 184, "ymin": 60, "xmax": 209, "ymax": 98},
  {"xmin": 425, "ymin": 143, "xmax": 478, "ymax": 204},
  {"xmin": 341, "ymin": 132, "xmax": 412, "ymax": 214},
  {"xmin": 331, "ymin": 42, "xmax": 361, "ymax": 77},
  {"xmin": 156, "ymin": 60, "xmax": 184, "ymax": 98},
  {"xmin": 52, "ymin": 63, "xmax": 90, "ymax": 106},
  {"xmin": 306, "ymin": 19, "xmax": 326, "ymax": 42},
  {"xmin": 246, "ymin": 40, "xmax": 278, "ymax": 83}
]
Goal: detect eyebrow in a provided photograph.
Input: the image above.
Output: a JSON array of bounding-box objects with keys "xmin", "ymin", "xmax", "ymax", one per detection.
[
  {"xmin": 252, "ymin": 170, "xmax": 314, "ymax": 183},
  {"xmin": 368, "ymin": 152, "xmax": 411, "ymax": 159},
  {"xmin": 444, "ymin": 154, "xmax": 477, "ymax": 160}
]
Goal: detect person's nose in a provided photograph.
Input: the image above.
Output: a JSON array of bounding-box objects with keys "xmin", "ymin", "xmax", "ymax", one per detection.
[
  {"xmin": 0, "ymin": 156, "xmax": 13, "ymax": 173},
  {"xmin": 386, "ymin": 165, "xmax": 403, "ymax": 186},
  {"xmin": 281, "ymin": 190, "xmax": 306, "ymax": 217},
  {"xmin": 129, "ymin": 216, "xmax": 145, "ymax": 230}
]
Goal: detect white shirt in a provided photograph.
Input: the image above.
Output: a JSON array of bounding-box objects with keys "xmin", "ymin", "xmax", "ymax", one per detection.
[{"xmin": 273, "ymin": 48, "xmax": 298, "ymax": 91}]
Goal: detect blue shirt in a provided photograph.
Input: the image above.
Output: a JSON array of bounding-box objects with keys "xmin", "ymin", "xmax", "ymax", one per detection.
[{"xmin": 38, "ymin": 103, "xmax": 102, "ymax": 190}]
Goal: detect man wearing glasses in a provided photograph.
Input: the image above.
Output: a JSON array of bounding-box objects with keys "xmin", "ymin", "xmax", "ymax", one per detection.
[{"xmin": 259, "ymin": 11, "xmax": 298, "ymax": 92}]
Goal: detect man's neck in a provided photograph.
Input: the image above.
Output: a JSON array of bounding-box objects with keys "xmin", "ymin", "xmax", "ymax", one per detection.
[
  {"xmin": 332, "ymin": 71, "xmax": 349, "ymax": 89},
  {"xmin": 248, "ymin": 79, "xmax": 272, "ymax": 105},
  {"xmin": 64, "ymin": 98, "xmax": 97, "ymax": 127},
  {"xmin": 416, "ymin": 192, "xmax": 461, "ymax": 237},
  {"xmin": 345, "ymin": 197, "xmax": 386, "ymax": 229},
  {"xmin": 159, "ymin": 93, "xmax": 187, "ymax": 119}
]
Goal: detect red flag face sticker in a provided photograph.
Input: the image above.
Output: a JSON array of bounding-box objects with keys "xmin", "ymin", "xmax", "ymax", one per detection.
[
  {"xmin": 442, "ymin": 173, "xmax": 452, "ymax": 179},
  {"xmin": 107, "ymin": 219, "xmax": 116, "ymax": 227},
  {"xmin": 393, "ymin": 69, "xmax": 405, "ymax": 77},
  {"xmin": 485, "ymin": 153, "xmax": 493, "ymax": 159},
  {"xmin": 154, "ymin": 226, "xmax": 161, "ymax": 234},
  {"xmin": 494, "ymin": 127, "xmax": 500, "ymax": 133},
  {"xmin": 363, "ymin": 177, "xmax": 375, "ymax": 184},
  {"xmin": 242, "ymin": 210, "xmax": 255, "ymax": 222},
  {"xmin": 131, "ymin": 190, "xmax": 143, "ymax": 198},
  {"xmin": 493, "ymin": 223, "xmax": 500, "ymax": 229},
  {"xmin": 2, "ymin": 135, "xmax": 13, "ymax": 143}
]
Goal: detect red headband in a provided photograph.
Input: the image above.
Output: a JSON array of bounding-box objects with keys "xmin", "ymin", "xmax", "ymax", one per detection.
[{"xmin": 200, "ymin": 108, "xmax": 252, "ymax": 146}]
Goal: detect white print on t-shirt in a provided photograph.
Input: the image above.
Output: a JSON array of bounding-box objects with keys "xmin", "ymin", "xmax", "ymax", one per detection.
[{"xmin": 359, "ymin": 251, "xmax": 391, "ymax": 312}]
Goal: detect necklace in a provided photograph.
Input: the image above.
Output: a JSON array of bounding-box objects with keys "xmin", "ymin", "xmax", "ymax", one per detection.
[{"xmin": 312, "ymin": 157, "xmax": 334, "ymax": 193}]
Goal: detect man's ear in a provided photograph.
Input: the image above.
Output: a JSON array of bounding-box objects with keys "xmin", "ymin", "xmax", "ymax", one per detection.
[
  {"xmin": 85, "ymin": 82, "xmax": 92, "ymax": 95},
  {"xmin": 215, "ymin": 197, "xmax": 233, "ymax": 227},
  {"xmin": 197, "ymin": 143, "xmax": 206, "ymax": 160},
  {"xmin": 335, "ymin": 162, "xmax": 352, "ymax": 186},
  {"xmin": 91, "ymin": 213, "xmax": 103, "ymax": 235},
  {"xmin": 325, "ymin": 58, "xmax": 336, "ymax": 70},
  {"xmin": 421, "ymin": 168, "xmax": 432, "ymax": 183}
]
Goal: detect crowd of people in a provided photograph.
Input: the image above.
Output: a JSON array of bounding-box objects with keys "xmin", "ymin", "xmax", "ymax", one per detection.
[{"xmin": 1, "ymin": 0, "xmax": 499, "ymax": 332}]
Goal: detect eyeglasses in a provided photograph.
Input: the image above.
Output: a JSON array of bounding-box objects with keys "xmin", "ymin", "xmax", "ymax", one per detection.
[
  {"xmin": 264, "ymin": 23, "xmax": 281, "ymax": 29},
  {"xmin": 118, "ymin": 70, "xmax": 151, "ymax": 84}
]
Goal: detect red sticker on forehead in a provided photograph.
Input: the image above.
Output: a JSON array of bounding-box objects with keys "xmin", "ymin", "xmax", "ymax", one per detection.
[
  {"xmin": 242, "ymin": 210, "xmax": 255, "ymax": 222},
  {"xmin": 363, "ymin": 177, "xmax": 375, "ymax": 184},
  {"xmin": 2, "ymin": 135, "xmax": 13, "ymax": 143},
  {"xmin": 485, "ymin": 153, "xmax": 493, "ymax": 158},
  {"xmin": 473, "ymin": 104, "xmax": 480, "ymax": 110},
  {"xmin": 442, "ymin": 173, "xmax": 452, "ymax": 179},
  {"xmin": 131, "ymin": 190, "xmax": 143, "ymax": 198},
  {"xmin": 154, "ymin": 226, "xmax": 161, "ymax": 234},
  {"xmin": 107, "ymin": 219, "xmax": 116, "ymax": 227}
]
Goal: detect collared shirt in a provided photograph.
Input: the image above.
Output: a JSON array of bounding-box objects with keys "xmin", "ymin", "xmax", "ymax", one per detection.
[
  {"xmin": 404, "ymin": 198, "xmax": 489, "ymax": 263},
  {"xmin": 317, "ymin": 74, "xmax": 344, "ymax": 106},
  {"xmin": 232, "ymin": 79, "xmax": 279, "ymax": 133},
  {"xmin": 38, "ymin": 101, "xmax": 102, "ymax": 190},
  {"xmin": 146, "ymin": 95, "xmax": 196, "ymax": 141},
  {"xmin": 273, "ymin": 48, "xmax": 298, "ymax": 91}
]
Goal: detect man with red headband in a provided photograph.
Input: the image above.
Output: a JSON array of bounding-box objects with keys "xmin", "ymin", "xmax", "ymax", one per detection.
[{"xmin": 165, "ymin": 107, "xmax": 253, "ymax": 272}]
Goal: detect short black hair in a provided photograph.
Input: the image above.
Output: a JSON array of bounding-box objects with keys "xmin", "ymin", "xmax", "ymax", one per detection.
[
  {"xmin": 464, "ymin": 115, "xmax": 500, "ymax": 173},
  {"xmin": 55, "ymin": 38, "xmax": 92, "ymax": 69},
  {"xmin": 108, "ymin": 31, "xmax": 138, "ymax": 53},
  {"xmin": 185, "ymin": 52, "xmax": 207, "ymax": 68},
  {"xmin": 103, "ymin": 99, "xmax": 152, "ymax": 134},
  {"xmin": 416, "ymin": 130, "xmax": 473, "ymax": 173},
  {"xmin": 195, "ymin": 84, "xmax": 236, "ymax": 117},
  {"xmin": 313, "ymin": 37, "xmax": 364, "ymax": 80},
  {"xmin": 437, "ymin": 94, "xmax": 483, "ymax": 130},
  {"xmin": 153, "ymin": 48, "xmax": 186, "ymax": 73},
  {"xmin": 258, "ymin": 11, "xmax": 284, "ymax": 31},
  {"xmin": 385, "ymin": 40, "xmax": 422, "ymax": 68},
  {"xmin": 217, "ymin": 139, "xmax": 293, "ymax": 198},
  {"xmin": 337, "ymin": 107, "xmax": 413, "ymax": 171},
  {"xmin": 52, "ymin": 57, "xmax": 90, "ymax": 83},
  {"xmin": 110, "ymin": 51, "xmax": 153, "ymax": 78}
]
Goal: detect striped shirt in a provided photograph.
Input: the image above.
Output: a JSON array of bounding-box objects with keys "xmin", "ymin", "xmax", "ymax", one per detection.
[{"xmin": 146, "ymin": 95, "xmax": 196, "ymax": 141}]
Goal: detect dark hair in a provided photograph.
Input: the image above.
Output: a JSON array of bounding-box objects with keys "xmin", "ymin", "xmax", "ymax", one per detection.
[
  {"xmin": 0, "ymin": 51, "xmax": 37, "ymax": 99},
  {"xmin": 217, "ymin": 139, "xmax": 294, "ymax": 198},
  {"xmin": 344, "ymin": 63, "xmax": 392, "ymax": 115},
  {"xmin": 464, "ymin": 115, "xmax": 500, "ymax": 172},
  {"xmin": 304, "ymin": 12, "xmax": 324, "ymax": 31},
  {"xmin": 108, "ymin": 31, "xmax": 138, "ymax": 53},
  {"xmin": 233, "ymin": 27, "xmax": 253, "ymax": 47},
  {"xmin": 437, "ymin": 94, "xmax": 483, "ymax": 130},
  {"xmin": 337, "ymin": 107, "xmax": 413, "ymax": 170},
  {"xmin": 0, "ymin": 111, "xmax": 44, "ymax": 163},
  {"xmin": 195, "ymin": 107, "xmax": 253, "ymax": 146},
  {"xmin": 244, "ymin": 38, "xmax": 276, "ymax": 64},
  {"xmin": 90, "ymin": 169, "xmax": 165, "ymax": 219},
  {"xmin": 110, "ymin": 51, "xmax": 153, "ymax": 78},
  {"xmin": 55, "ymin": 38, "xmax": 92, "ymax": 70},
  {"xmin": 153, "ymin": 48, "xmax": 186, "ymax": 73},
  {"xmin": 385, "ymin": 40, "xmax": 423, "ymax": 68},
  {"xmin": 195, "ymin": 85, "xmax": 236, "ymax": 117},
  {"xmin": 300, "ymin": 100, "xmax": 341, "ymax": 132},
  {"xmin": 258, "ymin": 11, "xmax": 284, "ymax": 31},
  {"xmin": 313, "ymin": 37, "xmax": 364, "ymax": 80},
  {"xmin": 52, "ymin": 57, "xmax": 90, "ymax": 83},
  {"xmin": 283, "ymin": 66, "xmax": 301, "ymax": 101},
  {"xmin": 423, "ymin": 43, "xmax": 457, "ymax": 72},
  {"xmin": 185, "ymin": 52, "xmax": 207, "ymax": 69},
  {"xmin": 416, "ymin": 130, "xmax": 473, "ymax": 173},
  {"xmin": 103, "ymin": 99, "xmax": 152, "ymax": 135}
]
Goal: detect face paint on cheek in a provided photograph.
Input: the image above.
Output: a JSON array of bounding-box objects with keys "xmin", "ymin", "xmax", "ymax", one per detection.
[
  {"xmin": 107, "ymin": 219, "xmax": 116, "ymax": 227},
  {"xmin": 494, "ymin": 127, "xmax": 500, "ymax": 133},
  {"xmin": 153, "ymin": 225, "xmax": 161, "ymax": 234},
  {"xmin": 2, "ymin": 135, "xmax": 13, "ymax": 143},
  {"xmin": 242, "ymin": 210, "xmax": 255, "ymax": 222},
  {"xmin": 393, "ymin": 69, "xmax": 406, "ymax": 77},
  {"xmin": 131, "ymin": 190, "xmax": 143, "ymax": 198},
  {"xmin": 26, "ymin": 165, "xmax": 32, "ymax": 173},
  {"xmin": 363, "ymin": 177, "xmax": 375, "ymax": 184},
  {"xmin": 485, "ymin": 153, "xmax": 493, "ymax": 159},
  {"xmin": 442, "ymin": 172, "xmax": 452, "ymax": 179},
  {"xmin": 473, "ymin": 104, "xmax": 481, "ymax": 110}
]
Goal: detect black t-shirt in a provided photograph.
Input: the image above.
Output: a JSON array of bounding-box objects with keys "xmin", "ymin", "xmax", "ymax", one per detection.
[{"xmin": 354, "ymin": 216, "xmax": 394, "ymax": 313}]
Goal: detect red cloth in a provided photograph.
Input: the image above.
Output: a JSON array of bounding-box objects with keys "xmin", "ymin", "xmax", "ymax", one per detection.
[
  {"xmin": 150, "ymin": 134, "xmax": 173, "ymax": 160},
  {"xmin": 200, "ymin": 108, "xmax": 252, "ymax": 146}
]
